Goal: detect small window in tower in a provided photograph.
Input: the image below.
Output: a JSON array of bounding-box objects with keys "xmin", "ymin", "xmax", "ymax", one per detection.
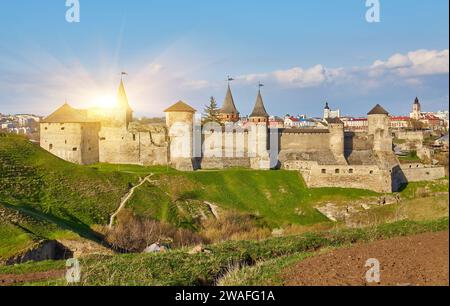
[
  {"xmin": 44, "ymin": 127, "xmax": 48, "ymax": 130},
  {"xmin": 65, "ymin": 140, "xmax": 67, "ymax": 144},
  {"xmin": 335, "ymin": 169, "xmax": 340, "ymax": 174},
  {"xmin": 321, "ymin": 169, "xmax": 326, "ymax": 174},
  {"xmin": 369, "ymin": 170, "xmax": 374, "ymax": 174},
  {"xmin": 133, "ymin": 134, "xmax": 136, "ymax": 141},
  {"xmin": 61, "ymin": 127, "xmax": 65, "ymax": 130},
  {"xmin": 49, "ymin": 144, "xmax": 53, "ymax": 150},
  {"xmin": 349, "ymin": 169, "xmax": 354, "ymax": 174},
  {"xmin": 73, "ymin": 147, "xmax": 78, "ymax": 151}
]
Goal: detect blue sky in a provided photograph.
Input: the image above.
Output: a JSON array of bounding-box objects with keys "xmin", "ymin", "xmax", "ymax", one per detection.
[{"xmin": 0, "ymin": 0, "xmax": 448, "ymax": 117}]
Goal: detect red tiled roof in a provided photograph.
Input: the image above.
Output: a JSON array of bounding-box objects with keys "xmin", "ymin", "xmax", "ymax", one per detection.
[
  {"xmin": 423, "ymin": 114, "xmax": 440, "ymax": 120},
  {"xmin": 286, "ymin": 117, "xmax": 300, "ymax": 122},
  {"xmin": 345, "ymin": 118, "xmax": 367, "ymax": 122},
  {"xmin": 390, "ymin": 116, "xmax": 411, "ymax": 121}
]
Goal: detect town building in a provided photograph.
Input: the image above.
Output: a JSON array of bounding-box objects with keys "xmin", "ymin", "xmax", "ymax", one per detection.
[{"xmin": 323, "ymin": 102, "xmax": 340, "ymax": 119}]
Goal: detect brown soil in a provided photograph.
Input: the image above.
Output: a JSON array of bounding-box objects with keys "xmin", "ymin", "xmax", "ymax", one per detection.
[
  {"xmin": 0, "ymin": 270, "xmax": 65, "ymax": 286},
  {"xmin": 283, "ymin": 231, "xmax": 449, "ymax": 286}
]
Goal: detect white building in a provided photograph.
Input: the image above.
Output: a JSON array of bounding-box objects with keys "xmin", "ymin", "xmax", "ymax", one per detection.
[{"xmin": 323, "ymin": 102, "xmax": 340, "ymax": 119}]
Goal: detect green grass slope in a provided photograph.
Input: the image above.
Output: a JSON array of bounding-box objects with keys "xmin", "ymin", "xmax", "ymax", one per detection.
[
  {"xmin": 3, "ymin": 133, "xmax": 444, "ymax": 261},
  {"xmin": 9, "ymin": 218, "xmax": 447, "ymax": 286},
  {"xmin": 125, "ymin": 170, "xmax": 378, "ymax": 228},
  {"xmin": 0, "ymin": 134, "xmax": 140, "ymax": 256},
  {"xmin": 0, "ymin": 135, "xmax": 386, "ymax": 234},
  {"xmin": 0, "ymin": 134, "xmax": 138, "ymax": 227}
]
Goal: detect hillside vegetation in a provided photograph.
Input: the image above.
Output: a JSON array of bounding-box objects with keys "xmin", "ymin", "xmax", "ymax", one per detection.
[
  {"xmin": 4, "ymin": 218, "xmax": 447, "ymax": 286},
  {"xmin": 1, "ymin": 134, "xmax": 448, "ymax": 262}
]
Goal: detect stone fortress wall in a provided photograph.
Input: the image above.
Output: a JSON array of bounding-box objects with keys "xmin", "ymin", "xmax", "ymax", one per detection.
[
  {"xmin": 40, "ymin": 80, "xmax": 446, "ymax": 193},
  {"xmin": 40, "ymin": 122, "xmax": 100, "ymax": 165},
  {"xmin": 97, "ymin": 125, "xmax": 168, "ymax": 166}
]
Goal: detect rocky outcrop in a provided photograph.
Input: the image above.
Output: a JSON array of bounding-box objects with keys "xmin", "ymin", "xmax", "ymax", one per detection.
[{"xmin": 4, "ymin": 240, "xmax": 72, "ymax": 265}]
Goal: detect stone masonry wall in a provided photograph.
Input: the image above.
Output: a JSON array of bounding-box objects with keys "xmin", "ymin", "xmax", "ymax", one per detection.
[
  {"xmin": 280, "ymin": 132, "xmax": 330, "ymax": 152},
  {"xmin": 40, "ymin": 122, "xmax": 100, "ymax": 165},
  {"xmin": 99, "ymin": 126, "xmax": 168, "ymax": 166},
  {"xmin": 400, "ymin": 164, "xmax": 446, "ymax": 182},
  {"xmin": 302, "ymin": 164, "xmax": 393, "ymax": 193}
]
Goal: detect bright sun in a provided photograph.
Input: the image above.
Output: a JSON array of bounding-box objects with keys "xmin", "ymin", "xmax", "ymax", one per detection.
[{"xmin": 93, "ymin": 95, "xmax": 118, "ymax": 109}]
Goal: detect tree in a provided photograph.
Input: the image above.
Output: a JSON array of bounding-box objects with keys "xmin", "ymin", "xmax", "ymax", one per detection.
[
  {"xmin": 203, "ymin": 96, "xmax": 220, "ymax": 123},
  {"xmin": 410, "ymin": 119, "xmax": 425, "ymax": 131}
]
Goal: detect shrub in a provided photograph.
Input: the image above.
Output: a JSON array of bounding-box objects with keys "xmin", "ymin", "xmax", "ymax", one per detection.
[
  {"xmin": 105, "ymin": 209, "xmax": 204, "ymax": 252},
  {"xmin": 200, "ymin": 211, "xmax": 271, "ymax": 243}
]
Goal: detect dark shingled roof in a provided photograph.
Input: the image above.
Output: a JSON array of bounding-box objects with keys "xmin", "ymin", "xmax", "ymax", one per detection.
[
  {"xmin": 164, "ymin": 101, "xmax": 196, "ymax": 113},
  {"xmin": 42, "ymin": 103, "xmax": 96, "ymax": 123},
  {"xmin": 367, "ymin": 104, "xmax": 389, "ymax": 115},
  {"xmin": 220, "ymin": 85, "xmax": 239, "ymax": 115},
  {"xmin": 414, "ymin": 97, "xmax": 420, "ymax": 105},
  {"xmin": 250, "ymin": 90, "xmax": 269, "ymax": 118}
]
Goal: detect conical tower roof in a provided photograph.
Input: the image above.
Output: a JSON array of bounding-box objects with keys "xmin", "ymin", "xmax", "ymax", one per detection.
[
  {"xmin": 367, "ymin": 104, "xmax": 389, "ymax": 115},
  {"xmin": 414, "ymin": 97, "xmax": 420, "ymax": 105},
  {"xmin": 250, "ymin": 90, "xmax": 269, "ymax": 118},
  {"xmin": 220, "ymin": 85, "xmax": 239, "ymax": 115},
  {"xmin": 117, "ymin": 79, "xmax": 132, "ymax": 111},
  {"xmin": 164, "ymin": 101, "xmax": 196, "ymax": 113}
]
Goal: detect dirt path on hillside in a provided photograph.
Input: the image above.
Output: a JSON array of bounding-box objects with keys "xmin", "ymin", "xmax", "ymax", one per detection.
[
  {"xmin": 0, "ymin": 270, "xmax": 65, "ymax": 286},
  {"xmin": 109, "ymin": 174, "xmax": 155, "ymax": 227},
  {"xmin": 283, "ymin": 231, "xmax": 449, "ymax": 286}
]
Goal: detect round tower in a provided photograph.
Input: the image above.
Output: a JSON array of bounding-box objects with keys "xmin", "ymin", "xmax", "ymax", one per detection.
[
  {"xmin": 164, "ymin": 101, "xmax": 196, "ymax": 170},
  {"xmin": 248, "ymin": 88, "xmax": 270, "ymax": 169},
  {"xmin": 325, "ymin": 118, "xmax": 345, "ymax": 158},
  {"xmin": 367, "ymin": 104, "xmax": 392, "ymax": 152}
]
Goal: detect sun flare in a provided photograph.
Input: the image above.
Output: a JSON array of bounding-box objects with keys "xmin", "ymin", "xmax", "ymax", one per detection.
[{"xmin": 92, "ymin": 95, "xmax": 118, "ymax": 109}]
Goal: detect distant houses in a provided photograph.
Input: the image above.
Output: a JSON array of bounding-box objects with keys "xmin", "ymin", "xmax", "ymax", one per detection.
[{"xmin": 0, "ymin": 113, "xmax": 41, "ymax": 136}]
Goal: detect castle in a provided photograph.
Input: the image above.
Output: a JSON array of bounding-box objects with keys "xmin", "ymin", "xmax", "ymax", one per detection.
[{"xmin": 40, "ymin": 79, "xmax": 445, "ymax": 193}]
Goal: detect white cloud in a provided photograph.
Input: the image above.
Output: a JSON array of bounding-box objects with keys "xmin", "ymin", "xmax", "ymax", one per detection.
[
  {"xmin": 236, "ymin": 49, "xmax": 448, "ymax": 89},
  {"xmin": 238, "ymin": 65, "xmax": 344, "ymax": 88},
  {"xmin": 370, "ymin": 49, "xmax": 449, "ymax": 77}
]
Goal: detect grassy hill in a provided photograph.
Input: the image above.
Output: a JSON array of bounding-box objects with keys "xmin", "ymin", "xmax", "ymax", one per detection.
[
  {"xmin": 0, "ymin": 134, "xmax": 140, "ymax": 259},
  {"xmin": 0, "ymin": 134, "xmax": 138, "ymax": 226},
  {"xmin": 1, "ymin": 133, "xmax": 447, "ymax": 262},
  {"xmin": 122, "ymin": 169, "xmax": 378, "ymax": 228}
]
